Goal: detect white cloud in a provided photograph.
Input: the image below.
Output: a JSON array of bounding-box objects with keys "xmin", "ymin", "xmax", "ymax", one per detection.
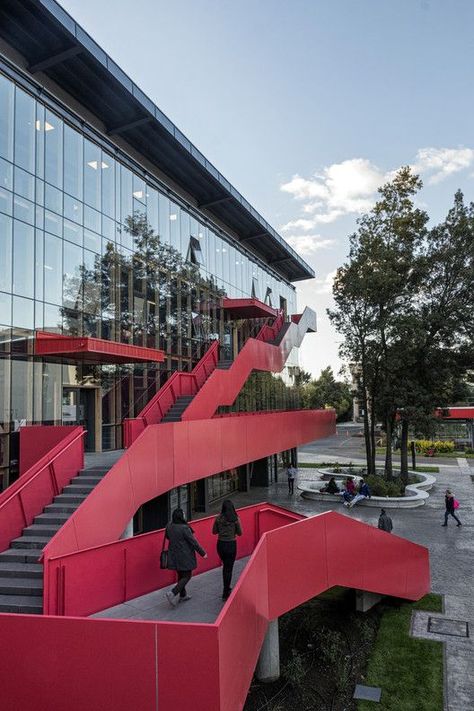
[
  {"xmin": 312, "ymin": 269, "xmax": 337, "ymax": 295},
  {"xmin": 280, "ymin": 158, "xmax": 385, "ymax": 229},
  {"xmin": 285, "ymin": 234, "xmax": 334, "ymax": 255},
  {"xmin": 280, "ymin": 147, "xmax": 474, "ymax": 233},
  {"xmin": 412, "ymin": 147, "xmax": 474, "ymax": 184}
]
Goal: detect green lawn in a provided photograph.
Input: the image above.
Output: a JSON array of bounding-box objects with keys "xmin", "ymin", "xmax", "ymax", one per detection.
[
  {"xmin": 358, "ymin": 594, "xmax": 443, "ymax": 711},
  {"xmin": 375, "ymin": 447, "xmax": 473, "ymax": 458}
]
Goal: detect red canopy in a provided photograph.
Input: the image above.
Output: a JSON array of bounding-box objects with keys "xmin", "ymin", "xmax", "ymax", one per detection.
[
  {"xmin": 222, "ymin": 298, "xmax": 278, "ymax": 319},
  {"xmin": 35, "ymin": 332, "xmax": 165, "ymax": 364}
]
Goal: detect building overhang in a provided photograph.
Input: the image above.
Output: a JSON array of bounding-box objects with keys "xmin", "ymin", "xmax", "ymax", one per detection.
[
  {"xmin": 436, "ymin": 407, "xmax": 474, "ymax": 420},
  {"xmin": 35, "ymin": 331, "xmax": 165, "ymax": 365},
  {"xmin": 0, "ymin": 0, "xmax": 314, "ymax": 283},
  {"xmin": 222, "ymin": 298, "xmax": 278, "ymax": 319}
]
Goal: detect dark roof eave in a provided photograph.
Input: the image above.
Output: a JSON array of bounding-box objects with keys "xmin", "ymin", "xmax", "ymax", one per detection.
[{"xmin": 0, "ymin": 0, "xmax": 314, "ymax": 282}]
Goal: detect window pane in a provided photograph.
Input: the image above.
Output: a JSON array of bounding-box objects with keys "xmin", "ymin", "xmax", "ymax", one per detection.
[
  {"xmin": 14, "ymin": 88, "xmax": 35, "ymax": 173},
  {"xmin": 158, "ymin": 193, "xmax": 169, "ymax": 245},
  {"xmin": 0, "ymin": 292, "xmax": 11, "ymax": 325},
  {"xmin": 14, "ymin": 166, "xmax": 35, "ymax": 201},
  {"xmin": 44, "ymin": 233, "xmax": 63, "ymax": 305},
  {"xmin": 0, "ymin": 214, "xmax": 12, "ymax": 292},
  {"xmin": 11, "ymin": 357, "xmax": 33, "ymax": 425},
  {"xmin": 44, "ymin": 110, "xmax": 63, "ymax": 189},
  {"xmin": 84, "ymin": 139, "xmax": 101, "ymax": 209},
  {"xmin": 0, "ymin": 75, "xmax": 14, "ymax": 162},
  {"xmin": 35, "ymin": 229, "xmax": 44, "ymax": 301},
  {"xmin": 63, "ymin": 240, "xmax": 83, "ymax": 309},
  {"xmin": 101, "ymin": 152, "xmax": 115, "ymax": 217},
  {"xmin": 120, "ymin": 165, "xmax": 132, "ymax": 224},
  {"xmin": 13, "ymin": 296, "xmax": 34, "ymax": 330},
  {"xmin": 13, "ymin": 220, "xmax": 34, "ymax": 298},
  {"xmin": 64, "ymin": 124, "xmax": 83, "ymax": 199}
]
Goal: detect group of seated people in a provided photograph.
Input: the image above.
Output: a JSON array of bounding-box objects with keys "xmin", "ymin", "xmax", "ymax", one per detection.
[{"xmin": 321, "ymin": 476, "xmax": 371, "ymax": 509}]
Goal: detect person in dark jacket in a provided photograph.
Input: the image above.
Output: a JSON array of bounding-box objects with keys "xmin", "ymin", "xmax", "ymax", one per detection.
[
  {"xmin": 165, "ymin": 508, "xmax": 207, "ymax": 607},
  {"xmin": 212, "ymin": 499, "xmax": 242, "ymax": 600},
  {"xmin": 323, "ymin": 477, "xmax": 340, "ymax": 494},
  {"xmin": 442, "ymin": 489, "xmax": 462, "ymax": 527},
  {"xmin": 378, "ymin": 508, "xmax": 393, "ymax": 533}
]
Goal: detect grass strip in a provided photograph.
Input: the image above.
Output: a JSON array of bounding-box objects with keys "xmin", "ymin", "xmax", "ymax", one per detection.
[
  {"xmin": 358, "ymin": 593, "xmax": 443, "ymax": 711},
  {"xmin": 299, "ymin": 462, "xmax": 439, "ymax": 473}
]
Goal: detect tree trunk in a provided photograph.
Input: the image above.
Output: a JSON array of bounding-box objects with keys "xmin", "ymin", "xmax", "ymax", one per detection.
[
  {"xmin": 369, "ymin": 396, "xmax": 376, "ymax": 476},
  {"xmin": 385, "ymin": 414, "xmax": 393, "ymax": 480},
  {"xmin": 361, "ymin": 388, "xmax": 372, "ymax": 476},
  {"xmin": 400, "ymin": 419, "xmax": 409, "ymax": 483}
]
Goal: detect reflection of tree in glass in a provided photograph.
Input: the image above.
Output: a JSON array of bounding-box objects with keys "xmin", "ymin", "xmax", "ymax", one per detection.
[{"xmin": 62, "ymin": 210, "xmax": 224, "ymax": 350}]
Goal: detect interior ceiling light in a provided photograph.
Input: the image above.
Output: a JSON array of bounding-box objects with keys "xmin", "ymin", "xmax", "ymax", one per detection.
[
  {"xmin": 169, "ymin": 214, "xmax": 177, "ymax": 221},
  {"xmin": 132, "ymin": 190, "xmax": 143, "ymax": 199},
  {"xmin": 44, "ymin": 121, "xmax": 55, "ymax": 131},
  {"xmin": 87, "ymin": 160, "xmax": 98, "ymax": 170},
  {"xmin": 101, "ymin": 161, "xmax": 109, "ymax": 169},
  {"xmin": 35, "ymin": 120, "xmax": 41, "ymax": 131}
]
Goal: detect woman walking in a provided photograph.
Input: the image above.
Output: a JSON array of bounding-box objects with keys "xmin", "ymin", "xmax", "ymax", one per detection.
[
  {"xmin": 442, "ymin": 490, "xmax": 462, "ymax": 527},
  {"xmin": 165, "ymin": 508, "xmax": 207, "ymax": 608},
  {"xmin": 212, "ymin": 500, "xmax": 242, "ymax": 600}
]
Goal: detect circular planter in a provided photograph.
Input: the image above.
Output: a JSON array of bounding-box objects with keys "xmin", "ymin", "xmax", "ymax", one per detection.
[{"xmin": 298, "ymin": 470, "xmax": 436, "ymax": 509}]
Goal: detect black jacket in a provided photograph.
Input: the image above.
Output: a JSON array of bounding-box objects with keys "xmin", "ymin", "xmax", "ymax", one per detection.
[
  {"xmin": 445, "ymin": 495, "xmax": 455, "ymax": 513},
  {"xmin": 165, "ymin": 523, "xmax": 206, "ymax": 571},
  {"xmin": 378, "ymin": 512, "xmax": 393, "ymax": 533}
]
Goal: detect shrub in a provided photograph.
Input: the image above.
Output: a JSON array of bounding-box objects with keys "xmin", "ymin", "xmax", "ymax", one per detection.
[
  {"xmin": 414, "ymin": 439, "xmax": 455, "ymax": 455},
  {"xmin": 364, "ymin": 474, "xmax": 404, "ymax": 497}
]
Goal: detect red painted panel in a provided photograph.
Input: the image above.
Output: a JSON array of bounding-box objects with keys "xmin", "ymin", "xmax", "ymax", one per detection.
[
  {"xmin": 0, "ymin": 614, "xmax": 158, "ymax": 711},
  {"xmin": 217, "ymin": 541, "xmax": 269, "ymax": 711},
  {"xmin": 35, "ymin": 330, "xmax": 164, "ymax": 364},
  {"xmin": 157, "ymin": 623, "xmax": 220, "ymax": 711},
  {"xmin": 437, "ymin": 406, "xmax": 474, "ymax": 420},
  {"xmin": 266, "ymin": 515, "xmax": 329, "ymax": 619},
  {"xmin": 19, "ymin": 425, "xmax": 73, "ymax": 475}
]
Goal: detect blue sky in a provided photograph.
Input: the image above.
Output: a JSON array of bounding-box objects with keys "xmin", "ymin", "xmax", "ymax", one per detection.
[{"xmin": 60, "ymin": 0, "xmax": 474, "ymax": 377}]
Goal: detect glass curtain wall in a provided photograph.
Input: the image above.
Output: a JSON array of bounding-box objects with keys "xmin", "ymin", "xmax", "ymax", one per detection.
[{"xmin": 0, "ymin": 70, "xmax": 298, "ymax": 486}]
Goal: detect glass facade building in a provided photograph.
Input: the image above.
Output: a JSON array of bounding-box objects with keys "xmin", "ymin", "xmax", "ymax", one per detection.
[{"xmin": 0, "ymin": 9, "xmax": 313, "ymax": 492}]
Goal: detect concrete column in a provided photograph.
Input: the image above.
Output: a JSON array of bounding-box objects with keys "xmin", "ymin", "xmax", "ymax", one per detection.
[
  {"xmin": 256, "ymin": 619, "xmax": 280, "ymax": 683},
  {"xmin": 356, "ymin": 590, "xmax": 382, "ymax": 612},
  {"xmin": 120, "ymin": 518, "xmax": 134, "ymax": 539}
]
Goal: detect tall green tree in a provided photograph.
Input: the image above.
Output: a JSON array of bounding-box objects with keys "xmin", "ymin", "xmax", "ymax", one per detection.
[{"xmin": 302, "ymin": 366, "xmax": 352, "ymax": 420}]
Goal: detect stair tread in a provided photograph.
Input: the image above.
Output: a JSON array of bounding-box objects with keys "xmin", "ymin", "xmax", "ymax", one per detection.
[
  {"xmin": 0, "ymin": 577, "xmax": 43, "ymax": 589},
  {"xmin": 0, "ymin": 562, "xmax": 43, "ymax": 576},
  {"xmin": 11, "ymin": 536, "xmax": 50, "ymax": 545},
  {"xmin": 24, "ymin": 525, "xmax": 61, "ymax": 532},
  {"xmin": 0, "ymin": 594, "xmax": 43, "ymax": 611}
]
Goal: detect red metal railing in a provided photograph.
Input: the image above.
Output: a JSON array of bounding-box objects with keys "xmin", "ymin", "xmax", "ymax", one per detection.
[
  {"xmin": 0, "ymin": 503, "xmax": 430, "ymax": 711},
  {"xmin": 123, "ymin": 340, "xmax": 219, "ymax": 447},
  {"xmin": 182, "ymin": 306, "xmax": 316, "ymax": 421},
  {"xmin": 0, "ymin": 426, "xmax": 84, "ymax": 553}
]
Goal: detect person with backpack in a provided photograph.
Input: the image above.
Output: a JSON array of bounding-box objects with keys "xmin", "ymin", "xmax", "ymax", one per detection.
[
  {"xmin": 442, "ymin": 490, "xmax": 462, "ymax": 527},
  {"xmin": 212, "ymin": 499, "xmax": 242, "ymax": 600},
  {"xmin": 164, "ymin": 508, "xmax": 207, "ymax": 607},
  {"xmin": 378, "ymin": 508, "xmax": 393, "ymax": 533},
  {"xmin": 346, "ymin": 478, "xmax": 371, "ymax": 508}
]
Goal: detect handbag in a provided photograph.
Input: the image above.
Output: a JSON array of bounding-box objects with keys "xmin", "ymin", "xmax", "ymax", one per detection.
[
  {"xmin": 160, "ymin": 530, "xmax": 169, "ymax": 569},
  {"xmin": 453, "ymin": 499, "xmax": 460, "ymax": 510}
]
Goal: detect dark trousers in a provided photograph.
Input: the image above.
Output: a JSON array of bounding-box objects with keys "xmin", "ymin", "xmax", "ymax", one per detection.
[
  {"xmin": 172, "ymin": 570, "xmax": 192, "ymax": 597},
  {"xmin": 217, "ymin": 540, "xmax": 236, "ymax": 595},
  {"xmin": 444, "ymin": 510, "xmax": 461, "ymax": 526},
  {"xmin": 288, "ymin": 478, "xmax": 294, "ymax": 494}
]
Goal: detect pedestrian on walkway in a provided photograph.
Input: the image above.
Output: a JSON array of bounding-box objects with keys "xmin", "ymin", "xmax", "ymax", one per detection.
[
  {"xmin": 442, "ymin": 490, "xmax": 462, "ymax": 527},
  {"xmin": 165, "ymin": 508, "xmax": 207, "ymax": 607},
  {"xmin": 378, "ymin": 508, "xmax": 393, "ymax": 533},
  {"xmin": 212, "ymin": 499, "xmax": 242, "ymax": 600},
  {"xmin": 287, "ymin": 464, "xmax": 297, "ymax": 495}
]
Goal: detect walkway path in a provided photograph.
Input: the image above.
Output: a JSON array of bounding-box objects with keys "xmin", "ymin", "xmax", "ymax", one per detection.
[{"xmin": 93, "ymin": 558, "xmax": 248, "ymax": 623}]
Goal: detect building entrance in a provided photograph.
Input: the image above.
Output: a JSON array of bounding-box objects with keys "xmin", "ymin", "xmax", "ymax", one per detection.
[{"xmin": 62, "ymin": 387, "xmax": 97, "ymax": 451}]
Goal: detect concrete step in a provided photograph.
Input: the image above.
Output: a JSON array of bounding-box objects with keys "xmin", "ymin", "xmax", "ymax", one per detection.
[
  {"xmin": 11, "ymin": 536, "xmax": 50, "ymax": 550},
  {"xmin": 0, "ymin": 578, "xmax": 43, "ymax": 596},
  {"xmin": 78, "ymin": 467, "xmax": 109, "ymax": 474},
  {"xmin": 0, "ymin": 562, "xmax": 43, "ymax": 579},
  {"xmin": 53, "ymin": 494, "xmax": 86, "ymax": 504},
  {"xmin": 44, "ymin": 502, "xmax": 79, "ymax": 514},
  {"xmin": 23, "ymin": 525, "xmax": 61, "ymax": 538},
  {"xmin": 62, "ymin": 483, "xmax": 96, "ymax": 495},
  {"xmin": 0, "ymin": 594, "xmax": 43, "ymax": 614},
  {"xmin": 73, "ymin": 475, "xmax": 103, "ymax": 484},
  {"xmin": 34, "ymin": 513, "xmax": 70, "ymax": 526},
  {"xmin": 161, "ymin": 416, "xmax": 182, "ymax": 422},
  {"xmin": 0, "ymin": 549, "xmax": 44, "ymax": 564}
]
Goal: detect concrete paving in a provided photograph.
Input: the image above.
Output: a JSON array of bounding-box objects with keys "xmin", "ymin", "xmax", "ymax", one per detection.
[{"xmin": 93, "ymin": 557, "xmax": 249, "ymax": 623}]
